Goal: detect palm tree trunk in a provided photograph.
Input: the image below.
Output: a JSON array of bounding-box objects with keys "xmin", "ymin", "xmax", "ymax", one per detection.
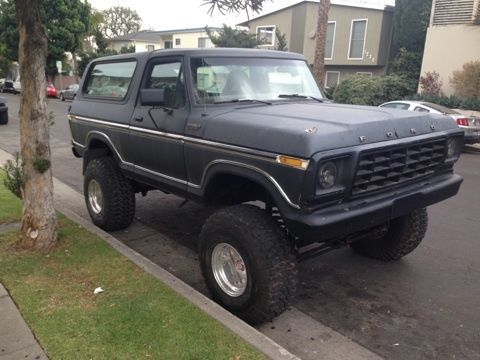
[
  {"xmin": 313, "ymin": 0, "xmax": 331, "ymax": 87},
  {"xmin": 16, "ymin": 0, "xmax": 58, "ymax": 250}
]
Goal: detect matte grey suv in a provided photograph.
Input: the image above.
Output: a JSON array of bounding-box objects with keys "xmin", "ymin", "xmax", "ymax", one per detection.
[{"xmin": 69, "ymin": 48, "xmax": 463, "ymax": 324}]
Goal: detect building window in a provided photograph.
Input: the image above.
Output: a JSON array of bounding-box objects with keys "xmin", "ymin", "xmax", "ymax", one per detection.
[
  {"xmin": 356, "ymin": 72, "xmax": 372, "ymax": 76},
  {"xmin": 175, "ymin": 38, "xmax": 181, "ymax": 46},
  {"xmin": 348, "ymin": 19, "xmax": 367, "ymax": 60},
  {"xmin": 164, "ymin": 40, "xmax": 172, "ymax": 49},
  {"xmin": 325, "ymin": 22, "xmax": 336, "ymax": 60},
  {"xmin": 146, "ymin": 45, "xmax": 155, "ymax": 51},
  {"xmin": 198, "ymin": 37, "xmax": 211, "ymax": 48},
  {"xmin": 325, "ymin": 71, "xmax": 340, "ymax": 88},
  {"xmin": 256, "ymin": 26, "xmax": 275, "ymax": 46}
]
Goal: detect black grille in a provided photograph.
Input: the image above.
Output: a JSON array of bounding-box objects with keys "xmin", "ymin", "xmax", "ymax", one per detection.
[{"xmin": 352, "ymin": 138, "xmax": 447, "ymax": 197}]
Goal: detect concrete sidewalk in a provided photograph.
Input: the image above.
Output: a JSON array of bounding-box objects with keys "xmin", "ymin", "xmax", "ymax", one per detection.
[{"xmin": 0, "ymin": 284, "xmax": 47, "ymax": 360}]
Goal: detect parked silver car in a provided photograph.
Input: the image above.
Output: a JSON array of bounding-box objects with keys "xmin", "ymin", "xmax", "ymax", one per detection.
[
  {"xmin": 59, "ymin": 84, "xmax": 79, "ymax": 101},
  {"xmin": 380, "ymin": 100, "xmax": 480, "ymax": 144}
]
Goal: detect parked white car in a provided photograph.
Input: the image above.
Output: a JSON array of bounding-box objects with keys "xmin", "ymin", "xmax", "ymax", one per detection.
[{"xmin": 379, "ymin": 100, "xmax": 480, "ymax": 144}]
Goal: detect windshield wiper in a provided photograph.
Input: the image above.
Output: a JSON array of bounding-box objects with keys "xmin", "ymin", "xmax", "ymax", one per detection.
[
  {"xmin": 213, "ymin": 99, "xmax": 272, "ymax": 105},
  {"xmin": 278, "ymin": 94, "xmax": 324, "ymax": 103}
]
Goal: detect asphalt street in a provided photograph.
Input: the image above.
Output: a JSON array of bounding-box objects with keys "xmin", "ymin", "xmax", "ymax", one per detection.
[{"xmin": 1, "ymin": 93, "xmax": 479, "ymax": 359}]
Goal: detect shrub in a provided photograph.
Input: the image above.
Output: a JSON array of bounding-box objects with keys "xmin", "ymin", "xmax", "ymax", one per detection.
[
  {"xmin": 2, "ymin": 152, "xmax": 25, "ymax": 199},
  {"xmin": 419, "ymin": 71, "xmax": 443, "ymax": 96},
  {"xmin": 332, "ymin": 75, "xmax": 383, "ymax": 105},
  {"xmin": 391, "ymin": 47, "xmax": 422, "ymax": 83},
  {"xmin": 323, "ymin": 84, "xmax": 336, "ymax": 100},
  {"xmin": 382, "ymin": 74, "xmax": 417, "ymax": 101},
  {"xmin": 450, "ymin": 61, "xmax": 480, "ymax": 99},
  {"xmin": 332, "ymin": 74, "xmax": 416, "ymax": 106},
  {"xmin": 461, "ymin": 97, "xmax": 480, "ymax": 111}
]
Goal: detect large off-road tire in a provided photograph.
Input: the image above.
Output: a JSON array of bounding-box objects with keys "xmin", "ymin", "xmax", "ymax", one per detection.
[
  {"xmin": 351, "ymin": 208, "xmax": 428, "ymax": 261},
  {"xmin": 84, "ymin": 157, "xmax": 135, "ymax": 231},
  {"xmin": 0, "ymin": 111, "xmax": 7, "ymax": 125},
  {"xmin": 199, "ymin": 204, "xmax": 298, "ymax": 325}
]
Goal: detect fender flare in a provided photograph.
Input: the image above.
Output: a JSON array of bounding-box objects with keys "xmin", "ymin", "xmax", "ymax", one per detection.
[{"xmin": 197, "ymin": 159, "xmax": 301, "ymax": 213}]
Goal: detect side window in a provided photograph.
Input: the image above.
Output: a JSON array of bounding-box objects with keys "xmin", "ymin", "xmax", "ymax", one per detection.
[
  {"xmin": 84, "ymin": 61, "xmax": 136, "ymax": 99},
  {"xmin": 381, "ymin": 103, "xmax": 409, "ymax": 110},
  {"xmin": 146, "ymin": 61, "xmax": 186, "ymax": 108},
  {"xmin": 414, "ymin": 106, "xmax": 430, "ymax": 113}
]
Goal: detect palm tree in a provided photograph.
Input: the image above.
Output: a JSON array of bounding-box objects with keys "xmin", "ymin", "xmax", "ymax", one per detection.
[{"xmin": 313, "ymin": 0, "xmax": 331, "ymax": 87}]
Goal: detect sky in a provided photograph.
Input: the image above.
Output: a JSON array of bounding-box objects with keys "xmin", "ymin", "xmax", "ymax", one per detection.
[{"xmin": 89, "ymin": 0, "xmax": 396, "ymax": 31}]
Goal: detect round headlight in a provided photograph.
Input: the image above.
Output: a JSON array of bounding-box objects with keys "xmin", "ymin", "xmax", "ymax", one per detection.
[
  {"xmin": 447, "ymin": 138, "xmax": 456, "ymax": 157},
  {"xmin": 318, "ymin": 161, "xmax": 337, "ymax": 189}
]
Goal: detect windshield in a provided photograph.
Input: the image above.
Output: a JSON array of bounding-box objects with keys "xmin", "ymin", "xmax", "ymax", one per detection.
[{"xmin": 190, "ymin": 57, "xmax": 323, "ymax": 104}]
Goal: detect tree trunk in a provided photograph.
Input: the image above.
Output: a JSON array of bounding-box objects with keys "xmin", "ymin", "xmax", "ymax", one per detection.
[
  {"xmin": 313, "ymin": 0, "xmax": 331, "ymax": 87},
  {"xmin": 72, "ymin": 52, "xmax": 80, "ymax": 83},
  {"xmin": 16, "ymin": 0, "xmax": 58, "ymax": 250}
]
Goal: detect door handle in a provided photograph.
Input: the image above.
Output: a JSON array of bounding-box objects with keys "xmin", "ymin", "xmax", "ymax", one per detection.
[{"xmin": 134, "ymin": 116, "xmax": 143, "ymax": 122}]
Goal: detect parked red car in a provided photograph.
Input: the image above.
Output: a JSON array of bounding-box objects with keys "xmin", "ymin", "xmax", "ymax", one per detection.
[{"xmin": 46, "ymin": 82, "xmax": 57, "ymax": 98}]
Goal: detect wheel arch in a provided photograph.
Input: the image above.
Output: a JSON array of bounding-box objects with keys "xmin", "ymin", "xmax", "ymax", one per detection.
[
  {"xmin": 199, "ymin": 161, "xmax": 299, "ymax": 215},
  {"xmin": 82, "ymin": 132, "xmax": 120, "ymax": 174}
]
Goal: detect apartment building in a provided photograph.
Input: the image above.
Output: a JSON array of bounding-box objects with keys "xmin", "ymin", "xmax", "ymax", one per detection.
[
  {"xmin": 419, "ymin": 0, "xmax": 480, "ymax": 95},
  {"xmin": 238, "ymin": 0, "xmax": 394, "ymax": 88},
  {"xmin": 108, "ymin": 27, "xmax": 220, "ymax": 53}
]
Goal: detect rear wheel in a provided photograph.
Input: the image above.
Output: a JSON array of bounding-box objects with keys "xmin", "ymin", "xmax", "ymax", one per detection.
[
  {"xmin": 199, "ymin": 204, "xmax": 297, "ymax": 324},
  {"xmin": 60, "ymin": 93, "xmax": 65, "ymax": 101},
  {"xmin": 351, "ymin": 208, "xmax": 428, "ymax": 261},
  {"xmin": 84, "ymin": 157, "xmax": 135, "ymax": 231}
]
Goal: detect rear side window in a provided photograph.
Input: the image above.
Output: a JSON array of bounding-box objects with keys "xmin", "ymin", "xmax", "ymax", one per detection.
[
  {"xmin": 414, "ymin": 106, "xmax": 429, "ymax": 113},
  {"xmin": 84, "ymin": 61, "xmax": 136, "ymax": 99}
]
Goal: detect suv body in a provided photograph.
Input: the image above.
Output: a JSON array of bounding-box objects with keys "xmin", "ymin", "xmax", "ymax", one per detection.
[{"xmin": 69, "ymin": 49, "xmax": 463, "ymax": 323}]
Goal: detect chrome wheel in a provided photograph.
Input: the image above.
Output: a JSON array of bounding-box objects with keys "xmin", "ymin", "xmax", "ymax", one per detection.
[
  {"xmin": 87, "ymin": 179, "xmax": 103, "ymax": 214},
  {"xmin": 211, "ymin": 243, "xmax": 247, "ymax": 297}
]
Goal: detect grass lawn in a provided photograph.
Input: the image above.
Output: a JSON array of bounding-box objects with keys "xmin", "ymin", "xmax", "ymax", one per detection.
[
  {"xmin": 0, "ymin": 172, "xmax": 22, "ymax": 223},
  {"xmin": 0, "ymin": 175, "xmax": 264, "ymax": 359}
]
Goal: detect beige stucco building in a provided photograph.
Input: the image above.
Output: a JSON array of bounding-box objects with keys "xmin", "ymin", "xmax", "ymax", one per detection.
[
  {"xmin": 108, "ymin": 28, "xmax": 219, "ymax": 53},
  {"xmin": 419, "ymin": 0, "xmax": 480, "ymax": 96},
  {"xmin": 238, "ymin": 1, "xmax": 394, "ymax": 88}
]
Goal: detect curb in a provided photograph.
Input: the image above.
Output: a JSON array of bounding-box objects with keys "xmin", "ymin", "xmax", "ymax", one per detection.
[{"xmin": 0, "ymin": 148, "xmax": 298, "ymax": 360}]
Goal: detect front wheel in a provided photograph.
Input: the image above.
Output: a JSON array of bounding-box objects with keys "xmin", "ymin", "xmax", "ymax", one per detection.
[
  {"xmin": 84, "ymin": 157, "xmax": 135, "ymax": 231},
  {"xmin": 199, "ymin": 205, "xmax": 298, "ymax": 325},
  {"xmin": 351, "ymin": 208, "xmax": 428, "ymax": 261}
]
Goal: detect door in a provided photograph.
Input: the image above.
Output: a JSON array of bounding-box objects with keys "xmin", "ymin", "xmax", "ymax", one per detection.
[{"xmin": 129, "ymin": 58, "xmax": 189, "ymax": 191}]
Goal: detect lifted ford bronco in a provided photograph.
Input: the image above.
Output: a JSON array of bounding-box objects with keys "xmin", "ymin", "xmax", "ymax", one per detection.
[{"xmin": 69, "ymin": 48, "xmax": 463, "ymax": 324}]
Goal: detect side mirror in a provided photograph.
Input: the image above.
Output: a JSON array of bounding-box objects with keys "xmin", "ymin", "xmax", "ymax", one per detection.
[{"xmin": 140, "ymin": 88, "xmax": 165, "ymax": 106}]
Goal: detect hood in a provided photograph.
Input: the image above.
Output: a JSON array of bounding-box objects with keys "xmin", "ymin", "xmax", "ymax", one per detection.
[{"xmin": 203, "ymin": 102, "xmax": 458, "ymax": 157}]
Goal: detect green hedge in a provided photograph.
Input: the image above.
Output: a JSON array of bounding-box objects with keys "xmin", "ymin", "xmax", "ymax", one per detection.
[{"xmin": 332, "ymin": 74, "xmax": 416, "ymax": 106}]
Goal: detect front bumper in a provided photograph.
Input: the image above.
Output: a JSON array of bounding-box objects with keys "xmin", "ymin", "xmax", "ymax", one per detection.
[{"xmin": 286, "ymin": 173, "xmax": 463, "ymax": 245}]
